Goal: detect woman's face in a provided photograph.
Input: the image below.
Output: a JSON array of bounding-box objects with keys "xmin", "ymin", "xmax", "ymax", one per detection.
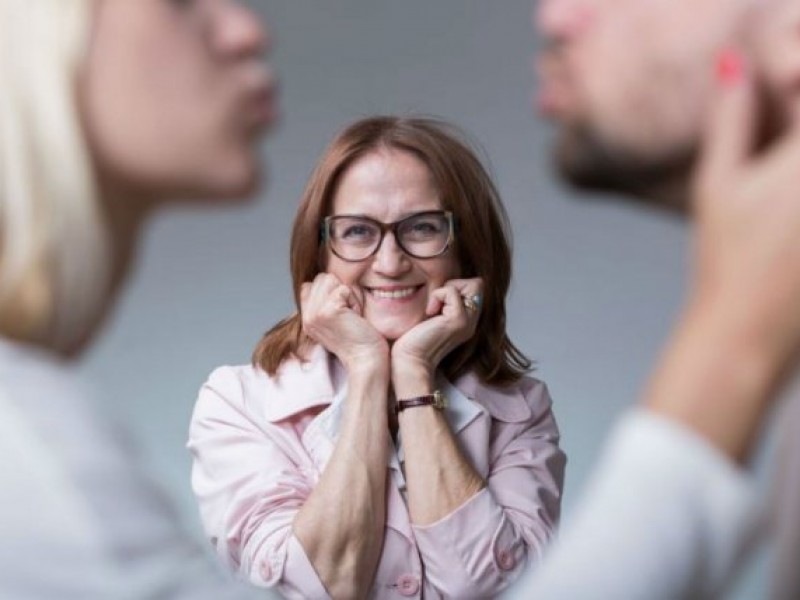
[
  {"xmin": 326, "ymin": 149, "xmax": 461, "ymax": 341},
  {"xmin": 81, "ymin": 0, "xmax": 276, "ymax": 201}
]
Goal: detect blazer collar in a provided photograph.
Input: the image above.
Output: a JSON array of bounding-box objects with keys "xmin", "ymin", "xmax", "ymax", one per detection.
[
  {"xmin": 312, "ymin": 372, "xmax": 485, "ymax": 445},
  {"xmin": 451, "ymin": 371, "xmax": 533, "ymax": 423},
  {"xmin": 260, "ymin": 345, "xmax": 343, "ymax": 423},
  {"xmin": 260, "ymin": 345, "xmax": 531, "ymax": 426},
  {"xmin": 261, "ymin": 345, "xmax": 486, "ymax": 434}
]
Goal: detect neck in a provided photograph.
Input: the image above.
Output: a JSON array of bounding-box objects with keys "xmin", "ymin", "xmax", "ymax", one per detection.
[{"xmin": 78, "ymin": 177, "xmax": 157, "ymax": 354}]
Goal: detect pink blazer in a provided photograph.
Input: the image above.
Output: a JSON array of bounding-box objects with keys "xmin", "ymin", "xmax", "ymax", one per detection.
[{"xmin": 188, "ymin": 346, "xmax": 565, "ymax": 599}]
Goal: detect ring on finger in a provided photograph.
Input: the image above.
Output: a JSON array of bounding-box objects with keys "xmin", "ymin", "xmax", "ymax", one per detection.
[
  {"xmin": 463, "ymin": 293, "xmax": 483, "ymax": 312},
  {"xmin": 462, "ymin": 296, "xmax": 477, "ymax": 312}
]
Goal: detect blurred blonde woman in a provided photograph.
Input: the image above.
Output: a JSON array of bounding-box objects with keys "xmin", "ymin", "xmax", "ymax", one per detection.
[{"xmin": 0, "ymin": 0, "xmax": 277, "ymax": 597}]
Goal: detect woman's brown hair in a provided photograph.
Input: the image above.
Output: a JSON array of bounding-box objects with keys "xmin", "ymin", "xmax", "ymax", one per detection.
[{"xmin": 253, "ymin": 116, "xmax": 531, "ymax": 386}]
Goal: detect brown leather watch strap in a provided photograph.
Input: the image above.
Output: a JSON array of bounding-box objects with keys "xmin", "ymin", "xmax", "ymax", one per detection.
[{"xmin": 396, "ymin": 390, "xmax": 447, "ymax": 413}]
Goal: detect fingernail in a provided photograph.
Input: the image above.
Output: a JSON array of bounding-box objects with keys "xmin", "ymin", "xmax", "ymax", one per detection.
[{"xmin": 716, "ymin": 49, "xmax": 744, "ymax": 86}]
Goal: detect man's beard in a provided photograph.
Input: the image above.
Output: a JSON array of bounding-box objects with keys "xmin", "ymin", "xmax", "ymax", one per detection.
[{"xmin": 554, "ymin": 123, "xmax": 697, "ymax": 213}]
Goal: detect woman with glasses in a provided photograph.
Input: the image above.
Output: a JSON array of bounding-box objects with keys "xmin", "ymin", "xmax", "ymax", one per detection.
[{"xmin": 189, "ymin": 116, "xmax": 566, "ymax": 598}]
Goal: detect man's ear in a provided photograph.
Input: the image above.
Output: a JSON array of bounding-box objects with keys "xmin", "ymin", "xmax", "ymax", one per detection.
[{"xmin": 751, "ymin": 0, "xmax": 800, "ymax": 129}]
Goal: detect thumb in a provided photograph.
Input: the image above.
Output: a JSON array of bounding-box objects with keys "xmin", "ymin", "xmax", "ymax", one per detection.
[
  {"xmin": 695, "ymin": 49, "xmax": 757, "ymax": 201},
  {"xmin": 347, "ymin": 286, "xmax": 365, "ymax": 314},
  {"xmin": 426, "ymin": 288, "xmax": 446, "ymax": 317}
]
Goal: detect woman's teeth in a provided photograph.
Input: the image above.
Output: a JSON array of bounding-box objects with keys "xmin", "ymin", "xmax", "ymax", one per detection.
[{"xmin": 369, "ymin": 287, "xmax": 416, "ymax": 299}]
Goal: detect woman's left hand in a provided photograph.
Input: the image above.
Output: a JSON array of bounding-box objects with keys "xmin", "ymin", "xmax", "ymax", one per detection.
[{"xmin": 391, "ymin": 278, "xmax": 484, "ymax": 384}]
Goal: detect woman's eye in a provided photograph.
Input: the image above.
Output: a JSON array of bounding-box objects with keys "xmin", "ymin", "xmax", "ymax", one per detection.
[
  {"xmin": 412, "ymin": 222, "xmax": 438, "ymax": 233},
  {"xmin": 341, "ymin": 225, "xmax": 374, "ymax": 239},
  {"xmin": 404, "ymin": 220, "xmax": 443, "ymax": 238}
]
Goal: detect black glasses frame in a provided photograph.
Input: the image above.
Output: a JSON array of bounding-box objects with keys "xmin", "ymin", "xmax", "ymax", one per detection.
[{"xmin": 321, "ymin": 210, "xmax": 455, "ymax": 262}]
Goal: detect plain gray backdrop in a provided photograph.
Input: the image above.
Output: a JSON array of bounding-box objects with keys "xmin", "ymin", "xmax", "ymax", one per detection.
[{"xmin": 78, "ymin": 2, "xmax": 771, "ymax": 597}]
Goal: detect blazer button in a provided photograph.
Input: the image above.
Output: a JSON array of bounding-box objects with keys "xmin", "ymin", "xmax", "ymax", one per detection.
[
  {"xmin": 259, "ymin": 560, "xmax": 272, "ymax": 581},
  {"xmin": 497, "ymin": 549, "xmax": 516, "ymax": 571},
  {"xmin": 396, "ymin": 573, "xmax": 420, "ymax": 596}
]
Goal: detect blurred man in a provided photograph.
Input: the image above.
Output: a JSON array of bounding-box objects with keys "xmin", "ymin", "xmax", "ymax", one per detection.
[{"xmin": 509, "ymin": 0, "xmax": 800, "ymax": 598}]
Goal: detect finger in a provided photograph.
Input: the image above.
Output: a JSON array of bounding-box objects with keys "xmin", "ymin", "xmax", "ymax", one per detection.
[
  {"xmin": 337, "ymin": 284, "xmax": 362, "ymax": 313},
  {"xmin": 442, "ymin": 277, "xmax": 484, "ymax": 297},
  {"xmin": 349, "ymin": 286, "xmax": 366, "ymax": 314},
  {"xmin": 695, "ymin": 48, "xmax": 757, "ymax": 200},
  {"xmin": 439, "ymin": 285, "xmax": 469, "ymax": 319},
  {"xmin": 426, "ymin": 288, "xmax": 446, "ymax": 317},
  {"xmin": 331, "ymin": 284, "xmax": 352, "ymax": 309},
  {"xmin": 444, "ymin": 278, "xmax": 484, "ymax": 315},
  {"xmin": 303, "ymin": 273, "xmax": 333, "ymax": 309},
  {"xmin": 300, "ymin": 282, "xmax": 312, "ymax": 307},
  {"xmin": 316, "ymin": 273, "xmax": 343, "ymax": 295}
]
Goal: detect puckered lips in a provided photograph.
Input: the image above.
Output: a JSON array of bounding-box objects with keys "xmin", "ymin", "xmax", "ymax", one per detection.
[{"xmin": 535, "ymin": 52, "xmax": 576, "ymax": 119}]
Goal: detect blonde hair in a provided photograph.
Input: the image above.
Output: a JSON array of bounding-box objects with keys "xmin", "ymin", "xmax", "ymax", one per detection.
[{"xmin": 0, "ymin": 0, "xmax": 111, "ymax": 353}]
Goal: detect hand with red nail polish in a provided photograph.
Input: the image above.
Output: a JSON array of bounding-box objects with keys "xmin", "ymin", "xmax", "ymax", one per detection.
[{"xmin": 644, "ymin": 46, "xmax": 800, "ymax": 461}]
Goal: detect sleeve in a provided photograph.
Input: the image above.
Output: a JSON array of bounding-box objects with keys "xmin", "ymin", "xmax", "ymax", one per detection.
[
  {"xmin": 0, "ymin": 384, "xmax": 273, "ymax": 600},
  {"xmin": 411, "ymin": 381, "xmax": 566, "ymax": 597},
  {"xmin": 188, "ymin": 367, "xmax": 330, "ymax": 600},
  {"xmin": 506, "ymin": 409, "xmax": 762, "ymax": 600}
]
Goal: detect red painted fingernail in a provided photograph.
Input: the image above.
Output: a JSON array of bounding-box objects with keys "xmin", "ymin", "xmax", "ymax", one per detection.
[{"xmin": 716, "ymin": 49, "xmax": 744, "ymax": 86}]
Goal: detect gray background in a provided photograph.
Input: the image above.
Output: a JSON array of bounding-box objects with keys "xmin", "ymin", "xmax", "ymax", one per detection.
[{"xmin": 79, "ymin": 2, "xmax": 771, "ymax": 597}]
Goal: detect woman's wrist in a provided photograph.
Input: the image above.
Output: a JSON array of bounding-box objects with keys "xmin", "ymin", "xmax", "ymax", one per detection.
[
  {"xmin": 391, "ymin": 357, "xmax": 436, "ymax": 399},
  {"xmin": 342, "ymin": 346, "xmax": 390, "ymax": 378}
]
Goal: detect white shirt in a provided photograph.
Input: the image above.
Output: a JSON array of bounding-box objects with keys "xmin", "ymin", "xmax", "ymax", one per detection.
[
  {"xmin": 506, "ymin": 411, "xmax": 762, "ymax": 599},
  {"xmin": 0, "ymin": 338, "xmax": 275, "ymax": 600}
]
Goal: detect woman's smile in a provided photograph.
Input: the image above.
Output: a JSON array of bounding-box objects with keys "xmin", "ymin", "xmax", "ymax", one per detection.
[{"xmin": 364, "ymin": 285, "xmax": 424, "ymax": 302}]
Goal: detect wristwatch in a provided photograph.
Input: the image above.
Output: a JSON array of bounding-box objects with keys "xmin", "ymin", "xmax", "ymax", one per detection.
[{"xmin": 396, "ymin": 390, "xmax": 447, "ymax": 413}]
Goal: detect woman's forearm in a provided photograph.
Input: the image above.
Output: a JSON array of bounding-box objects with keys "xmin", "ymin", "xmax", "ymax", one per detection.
[
  {"xmin": 394, "ymin": 370, "xmax": 484, "ymax": 526},
  {"xmin": 292, "ymin": 363, "xmax": 390, "ymax": 599}
]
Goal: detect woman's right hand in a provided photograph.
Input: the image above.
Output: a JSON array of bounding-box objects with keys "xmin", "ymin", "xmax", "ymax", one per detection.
[{"xmin": 300, "ymin": 273, "xmax": 389, "ymax": 374}]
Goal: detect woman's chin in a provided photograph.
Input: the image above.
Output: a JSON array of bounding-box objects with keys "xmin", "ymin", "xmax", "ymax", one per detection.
[{"xmin": 371, "ymin": 317, "xmax": 422, "ymax": 342}]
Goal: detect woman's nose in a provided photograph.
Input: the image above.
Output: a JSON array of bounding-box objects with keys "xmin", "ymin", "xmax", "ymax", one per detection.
[{"xmin": 371, "ymin": 233, "xmax": 411, "ymax": 276}]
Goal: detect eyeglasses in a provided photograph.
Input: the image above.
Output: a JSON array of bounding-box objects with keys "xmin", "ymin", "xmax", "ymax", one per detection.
[{"xmin": 321, "ymin": 210, "xmax": 454, "ymax": 262}]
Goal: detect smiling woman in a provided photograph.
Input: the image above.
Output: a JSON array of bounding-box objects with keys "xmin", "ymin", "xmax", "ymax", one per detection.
[{"xmin": 189, "ymin": 116, "xmax": 566, "ymax": 599}]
